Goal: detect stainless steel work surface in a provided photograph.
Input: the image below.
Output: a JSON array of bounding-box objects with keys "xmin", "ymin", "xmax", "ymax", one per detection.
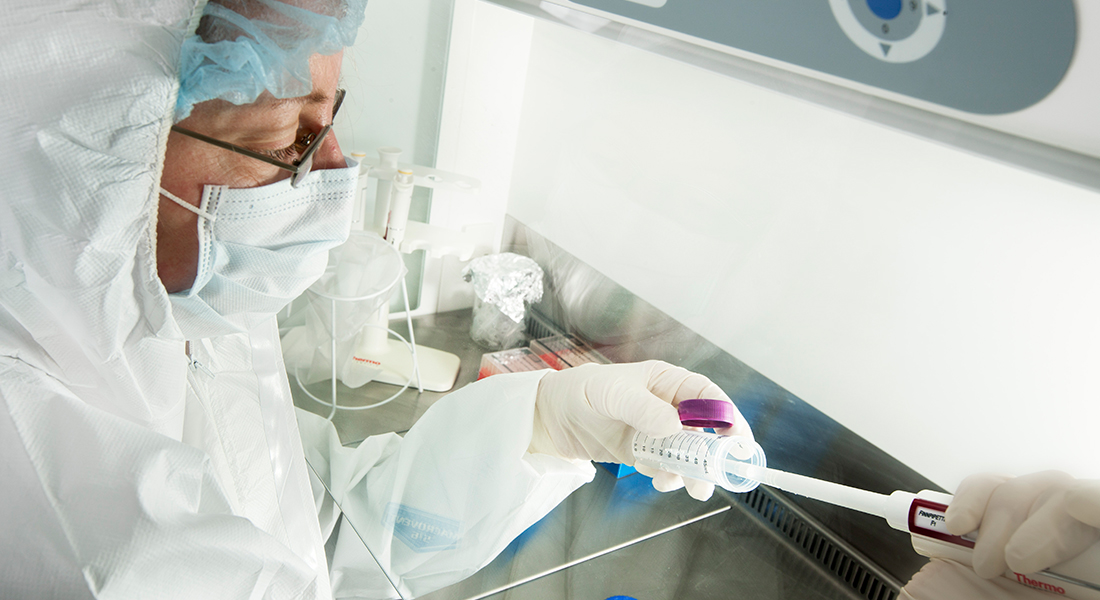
[
  {"xmin": 505, "ymin": 218, "xmax": 935, "ymax": 590},
  {"xmin": 292, "ymin": 311, "xmax": 922, "ymax": 599},
  {"xmin": 416, "ymin": 474, "xmax": 869, "ymax": 600},
  {"xmin": 292, "ymin": 310, "xmax": 487, "ymax": 445},
  {"xmin": 318, "ymin": 454, "xmax": 885, "ymax": 600},
  {"xmin": 415, "ymin": 467, "xmax": 738, "ymax": 600},
  {"xmin": 293, "ymin": 311, "xmax": 770, "ymax": 599},
  {"xmin": 292, "ymin": 219, "xmax": 935, "ymax": 598}
]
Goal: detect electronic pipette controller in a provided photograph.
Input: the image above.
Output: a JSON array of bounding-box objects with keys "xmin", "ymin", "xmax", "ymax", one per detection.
[{"xmin": 632, "ymin": 429, "xmax": 1100, "ymax": 599}]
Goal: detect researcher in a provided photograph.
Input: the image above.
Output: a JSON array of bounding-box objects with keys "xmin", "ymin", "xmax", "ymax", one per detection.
[
  {"xmin": 0, "ymin": 1, "xmax": 751, "ymax": 598},
  {"xmin": 4, "ymin": 1, "xmax": 1097, "ymax": 600}
]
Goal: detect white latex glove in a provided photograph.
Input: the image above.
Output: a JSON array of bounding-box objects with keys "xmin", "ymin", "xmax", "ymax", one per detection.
[
  {"xmin": 900, "ymin": 558, "xmax": 1056, "ymax": 600},
  {"xmin": 944, "ymin": 471, "xmax": 1100, "ymax": 578},
  {"xmin": 529, "ymin": 360, "xmax": 753, "ymax": 502}
]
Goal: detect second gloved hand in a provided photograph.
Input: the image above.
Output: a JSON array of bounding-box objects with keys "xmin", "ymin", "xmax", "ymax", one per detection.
[
  {"xmin": 528, "ymin": 360, "xmax": 753, "ymax": 501},
  {"xmin": 945, "ymin": 471, "xmax": 1100, "ymax": 578},
  {"xmin": 903, "ymin": 472, "xmax": 1100, "ymax": 600}
]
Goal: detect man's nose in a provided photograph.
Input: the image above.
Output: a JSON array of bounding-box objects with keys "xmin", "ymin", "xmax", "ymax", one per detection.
[{"xmin": 311, "ymin": 130, "xmax": 345, "ymax": 171}]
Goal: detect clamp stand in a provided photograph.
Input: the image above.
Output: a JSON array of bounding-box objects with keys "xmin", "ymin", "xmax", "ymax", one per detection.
[{"xmin": 347, "ymin": 146, "xmax": 488, "ymax": 393}]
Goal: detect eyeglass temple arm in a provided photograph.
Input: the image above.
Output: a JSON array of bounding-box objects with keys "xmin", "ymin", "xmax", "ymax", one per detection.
[{"xmin": 170, "ymin": 125, "xmax": 305, "ymax": 173}]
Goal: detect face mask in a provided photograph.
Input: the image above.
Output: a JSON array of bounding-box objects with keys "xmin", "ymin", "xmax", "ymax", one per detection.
[{"xmin": 160, "ymin": 157, "xmax": 359, "ymax": 339}]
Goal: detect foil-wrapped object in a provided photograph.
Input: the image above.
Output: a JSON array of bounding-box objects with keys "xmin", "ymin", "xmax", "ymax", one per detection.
[{"xmin": 463, "ymin": 253, "xmax": 544, "ymax": 349}]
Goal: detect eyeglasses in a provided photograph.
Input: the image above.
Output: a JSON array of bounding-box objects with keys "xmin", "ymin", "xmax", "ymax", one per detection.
[{"xmin": 171, "ymin": 88, "xmax": 346, "ymax": 188}]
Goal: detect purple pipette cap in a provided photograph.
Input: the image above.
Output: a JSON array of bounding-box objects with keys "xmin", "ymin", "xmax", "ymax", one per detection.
[{"xmin": 678, "ymin": 399, "xmax": 736, "ymax": 429}]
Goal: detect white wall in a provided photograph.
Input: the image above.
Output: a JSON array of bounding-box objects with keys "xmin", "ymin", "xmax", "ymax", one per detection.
[
  {"xmin": 335, "ymin": 0, "xmax": 451, "ymax": 167},
  {"xmin": 334, "ymin": 0, "xmax": 454, "ymax": 312},
  {"xmin": 441, "ymin": 2, "xmax": 1100, "ymax": 490},
  {"xmin": 431, "ymin": 1, "xmax": 535, "ymax": 312}
]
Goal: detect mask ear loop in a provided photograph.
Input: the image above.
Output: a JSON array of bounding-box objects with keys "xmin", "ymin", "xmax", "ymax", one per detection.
[{"xmin": 159, "ymin": 188, "xmax": 216, "ymax": 222}]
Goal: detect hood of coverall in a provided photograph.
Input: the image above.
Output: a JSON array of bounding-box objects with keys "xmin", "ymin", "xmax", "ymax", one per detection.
[
  {"xmin": 0, "ymin": 0, "xmax": 366, "ymax": 434},
  {"xmin": 0, "ymin": 1, "xmax": 197, "ymax": 435}
]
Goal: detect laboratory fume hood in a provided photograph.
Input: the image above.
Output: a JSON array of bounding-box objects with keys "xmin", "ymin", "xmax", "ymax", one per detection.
[{"xmin": 315, "ymin": 0, "xmax": 1100, "ymax": 597}]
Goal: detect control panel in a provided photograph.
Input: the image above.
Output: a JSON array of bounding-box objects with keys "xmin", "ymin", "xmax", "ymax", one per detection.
[
  {"xmin": 553, "ymin": 0, "xmax": 1075, "ymax": 114},
  {"xmin": 829, "ymin": 0, "xmax": 945, "ymax": 63}
]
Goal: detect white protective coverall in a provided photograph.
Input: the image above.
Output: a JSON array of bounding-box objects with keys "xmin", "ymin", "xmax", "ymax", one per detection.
[{"xmin": 0, "ymin": 2, "xmax": 593, "ymax": 598}]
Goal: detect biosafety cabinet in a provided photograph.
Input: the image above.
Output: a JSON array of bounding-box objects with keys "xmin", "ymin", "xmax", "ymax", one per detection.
[{"xmin": 327, "ymin": 0, "xmax": 1100, "ymax": 597}]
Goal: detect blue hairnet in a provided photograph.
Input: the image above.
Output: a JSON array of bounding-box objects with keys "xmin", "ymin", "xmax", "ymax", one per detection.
[{"xmin": 176, "ymin": 0, "xmax": 367, "ymax": 121}]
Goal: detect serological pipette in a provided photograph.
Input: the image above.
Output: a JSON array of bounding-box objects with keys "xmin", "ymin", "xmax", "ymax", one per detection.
[{"xmin": 632, "ymin": 429, "xmax": 1100, "ymax": 599}]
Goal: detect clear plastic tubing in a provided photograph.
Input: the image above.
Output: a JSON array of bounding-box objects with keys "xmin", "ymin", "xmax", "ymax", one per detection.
[{"xmin": 631, "ymin": 429, "xmax": 766, "ymax": 493}]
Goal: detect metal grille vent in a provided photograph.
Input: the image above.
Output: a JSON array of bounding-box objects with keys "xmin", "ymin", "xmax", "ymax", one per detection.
[
  {"xmin": 525, "ymin": 309, "xmax": 564, "ymax": 340},
  {"xmin": 524, "ymin": 302, "xmax": 904, "ymax": 599},
  {"xmin": 736, "ymin": 486, "xmax": 902, "ymax": 600}
]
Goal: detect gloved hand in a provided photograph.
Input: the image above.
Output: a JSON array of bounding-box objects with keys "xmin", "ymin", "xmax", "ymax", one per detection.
[
  {"xmin": 901, "ymin": 472, "xmax": 1100, "ymax": 600},
  {"xmin": 945, "ymin": 471, "xmax": 1100, "ymax": 578},
  {"xmin": 528, "ymin": 360, "xmax": 753, "ymax": 501},
  {"xmin": 900, "ymin": 559, "xmax": 1056, "ymax": 600}
]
